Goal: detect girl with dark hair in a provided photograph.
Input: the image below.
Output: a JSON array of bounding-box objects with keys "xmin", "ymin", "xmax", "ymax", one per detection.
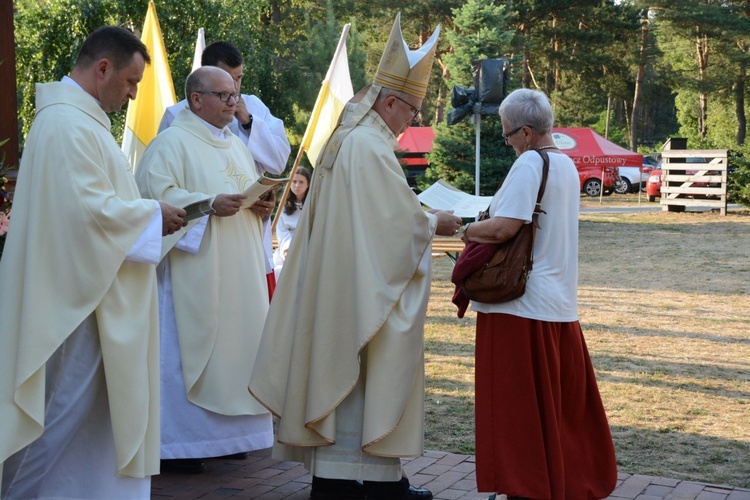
[{"xmin": 273, "ymin": 167, "xmax": 311, "ymax": 277}]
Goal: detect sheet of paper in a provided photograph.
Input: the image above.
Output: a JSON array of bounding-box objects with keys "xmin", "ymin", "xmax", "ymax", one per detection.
[{"xmin": 417, "ymin": 179, "xmax": 493, "ymax": 218}]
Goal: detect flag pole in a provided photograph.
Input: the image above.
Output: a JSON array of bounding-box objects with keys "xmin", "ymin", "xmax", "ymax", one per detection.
[
  {"xmin": 272, "ymin": 148, "xmax": 305, "ymax": 234},
  {"xmin": 272, "ymin": 24, "xmax": 352, "ymax": 235},
  {"xmin": 121, "ymin": 1, "xmax": 176, "ymax": 172}
]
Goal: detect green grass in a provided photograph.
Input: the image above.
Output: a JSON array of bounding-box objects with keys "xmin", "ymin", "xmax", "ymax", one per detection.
[{"xmin": 423, "ymin": 205, "xmax": 750, "ymax": 488}]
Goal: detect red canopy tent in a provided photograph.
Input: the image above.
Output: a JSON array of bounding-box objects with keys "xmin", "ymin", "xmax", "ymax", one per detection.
[
  {"xmin": 398, "ymin": 126, "xmax": 436, "ymax": 167},
  {"xmin": 397, "ymin": 127, "xmax": 435, "ymax": 188},
  {"xmin": 551, "ymin": 127, "xmax": 642, "ymax": 169}
]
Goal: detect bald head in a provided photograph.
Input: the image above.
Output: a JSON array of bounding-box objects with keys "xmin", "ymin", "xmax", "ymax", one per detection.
[{"xmin": 185, "ymin": 66, "xmax": 238, "ymax": 129}]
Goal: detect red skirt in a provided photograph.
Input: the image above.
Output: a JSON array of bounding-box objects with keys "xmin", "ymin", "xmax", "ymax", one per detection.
[
  {"xmin": 475, "ymin": 313, "xmax": 617, "ymax": 499},
  {"xmin": 266, "ymin": 272, "xmax": 276, "ymax": 302}
]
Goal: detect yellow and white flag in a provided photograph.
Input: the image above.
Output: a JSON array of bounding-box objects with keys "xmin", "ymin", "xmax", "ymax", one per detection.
[
  {"xmin": 122, "ymin": 1, "xmax": 176, "ymax": 172},
  {"xmin": 299, "ymin": 24, "xmax": 353, "ymax": 167},
  {"xmin": 191, "ymin": 28, "xmax": 205, "ymax": 72}
]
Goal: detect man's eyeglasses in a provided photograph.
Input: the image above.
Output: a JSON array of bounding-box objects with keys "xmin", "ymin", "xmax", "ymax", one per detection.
[
  {"xmin": 502, "ymin": 124, "xmax": 534, "ymax": 144},
  {"xmin": 196, "ymin": 91, "xmax": 241, "ymax": 103},
  {"xmin": 392, "ymin": 95, "xmax": 421, "ymax": 121}
]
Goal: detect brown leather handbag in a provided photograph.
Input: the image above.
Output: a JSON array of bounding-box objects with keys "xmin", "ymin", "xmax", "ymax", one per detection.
[{"xmin": 461, "ymin": 149, "xmax": 550, "ymax": 303}]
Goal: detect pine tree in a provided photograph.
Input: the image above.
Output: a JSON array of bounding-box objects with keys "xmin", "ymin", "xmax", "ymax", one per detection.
[{"xmin": 421, "ymin": 0, "xmax": 517, "ymax": 196}]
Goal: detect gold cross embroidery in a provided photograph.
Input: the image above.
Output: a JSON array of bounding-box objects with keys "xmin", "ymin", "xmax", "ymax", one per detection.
[{"xmin": 222, "ymin": 157, "xmax": 251, "ymax": 192}]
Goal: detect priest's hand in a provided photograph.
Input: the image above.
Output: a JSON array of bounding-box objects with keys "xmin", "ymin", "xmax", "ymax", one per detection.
[
  {"xmin": 434, "ymin": 210, "xmax": 462, "ymax": 237},
  {"xmin": 212, "ymin": 193, "xmax": 247, "ymax": 217},
  {"xmin": 250, "ymin": 196, "xmax": 275, "ymax": 221},
  {"xmin": 235, "ymin": 97, "xmax": 251, "ymax": 129},
  {"xmin": 159, "ymin": 201, "xmax": 188, "ymax": 236}
]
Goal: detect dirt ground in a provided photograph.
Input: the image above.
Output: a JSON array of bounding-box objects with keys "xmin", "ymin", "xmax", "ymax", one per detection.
[{"xmin": 423, "ymin": 198, "xmax": 750, "ymax": 487}]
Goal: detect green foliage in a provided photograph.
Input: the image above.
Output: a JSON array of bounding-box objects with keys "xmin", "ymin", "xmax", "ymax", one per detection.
[
  {"xmin": 14, "ymin": 0, "xmax": 120, "ymax": 140},
  {"xmin": 282, "ymin": 9, "xmax": 367, "ymax": 158},
  {"xmin": 424, "ymin": 0, "xmax": 516, "ymax": 195},
  {"xmin": 728, "ymin": 153, "xmax": 750, "ymax": 207},
  {"xmin": 423, "ymin": 118, "xmax": 516, "ymax": 196},
  {"xmin": 443, "ymin": 0, "xmax": 513, "ymax": 89},
  {"xmin": 12, "ymin": 0, "xmax": 372, "ymax": 158},
  {"xmin": 8, "ymin": 0, "xmax": 750, "ymax": 202},
  {"xmin": 674, "ymin": 91, "xmax": 705, "ymax": 146},
  {"xmin": 591, "ymin": 110, "xmax": 629, "ymax": 148}
]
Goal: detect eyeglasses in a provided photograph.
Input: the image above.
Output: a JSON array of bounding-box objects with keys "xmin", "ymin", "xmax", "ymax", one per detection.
[
  {"xmin": 502, "ymin": 124, "xmax": 534, "ymax": 144},
  {"xmin": 392, "ymin": 95, "xmax": 421, "ymax": 121},
  {"xmin": 196, "ymin": 91, "xmax": 241, "ymax": 103}
]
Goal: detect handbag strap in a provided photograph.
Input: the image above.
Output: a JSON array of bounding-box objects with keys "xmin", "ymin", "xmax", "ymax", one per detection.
[
  {"xmin": 524, "ymin": 148, "xmax": 551, "ymax": 275},
  {"xmin": 476, "ymin": 149, "xmax": 551, "ymax": 223},
  {"xmin": 531, "ymin": 148, "xmax": 550, "ymax": 228}
]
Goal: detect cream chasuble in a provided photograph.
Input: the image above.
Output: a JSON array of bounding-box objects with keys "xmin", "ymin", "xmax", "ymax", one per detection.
[
  {"xmin": 0, "ymin": 82, "xmax": 161, "ymax": 478},
  {"xmin": 136, "ymin": 108, "xmax": 269, "ymax": 416},
  {"xmin": 250, "ymin": 107, "xmax": 438, "ymax": 459}
]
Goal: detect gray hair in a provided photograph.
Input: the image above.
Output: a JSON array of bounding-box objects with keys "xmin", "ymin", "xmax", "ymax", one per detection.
[
  {"xmin": 185, "ymin": 66, "xmax": 229, "ymax": 111},
  {"xmin": 499, "ymin": 89, "xmax": 554, "ymax": 135},
  {"xmin": 377, "ymin": 87, "xmax": 411, "ymax": 102},
  {"xmin": 185, "ymin": 70, "xmax": 208, "ymax": 111}
]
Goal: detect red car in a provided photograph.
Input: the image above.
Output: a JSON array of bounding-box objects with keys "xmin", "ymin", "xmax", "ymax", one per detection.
[
  {"xmin": 646, "ymin": 167, "xmax": 662, "ymax": 201},
  {"xmin": 646, "ymin": 157, "xmax": 709, "ymax": 202},
  {"xmin": 578, "ymin": 164, "xmax": 622, "ymax": 197}
]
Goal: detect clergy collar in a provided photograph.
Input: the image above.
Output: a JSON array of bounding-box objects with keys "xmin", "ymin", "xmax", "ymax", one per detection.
[
  {"xmin": 196, "ymin": 115, "xmax": 230, "ymax": 139},
  {"xmin": 61, "ymin": 75, "xmax": 103, "ymax": 110},
  {"xmin": 61, "ymin": 75, "xmax": 81, "ymax": 89}
]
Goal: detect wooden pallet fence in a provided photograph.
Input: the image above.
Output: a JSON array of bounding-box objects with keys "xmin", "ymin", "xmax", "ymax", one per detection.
[{"xmin": 660, "ymin": 149, "xmax": 729, "ymax": 215}]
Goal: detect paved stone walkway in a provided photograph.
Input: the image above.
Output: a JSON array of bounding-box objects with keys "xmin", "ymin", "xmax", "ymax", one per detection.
[{"xmin": 151, "ymin": 448, "xmax": 750, "ymax": 499}]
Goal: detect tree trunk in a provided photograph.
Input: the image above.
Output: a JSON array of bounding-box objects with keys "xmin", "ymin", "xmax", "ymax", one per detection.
[
  {"xmin": 434, "ymin": 58, "xmax": 450, "ymax": 125},
  {"xmin": 630, "ymin": 12, "xmax": 649, "ymax": 151},
  {"xmin": 735, "ymin": 55, "xmax": 747, "ymax": 146},
  {"xmin": 545, "ymin": 18, "xmax": 557, "ymax": 95},
  {"xmin": 696, "ymin": 32, "xmax": 709, "ymax": 139},
  {"xmin": 0, "ymin": 0, "xmax": 19, "ymax": 172}
]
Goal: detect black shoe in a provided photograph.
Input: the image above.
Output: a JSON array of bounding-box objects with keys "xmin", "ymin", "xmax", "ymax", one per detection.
[
  {"xmin": 160, "ymin": 458, "xmax": 206, "ymax": 474},
  {"xmin": 310, "ymin": 476, "xmax": 365, "ymax": 499},
  {"xmin": 403, "ymin": 484, "xmax": 433, "ymax": 499},
  {"xmin": 364, "ymin": 477, "xmax": 433, "ymax": 500}
]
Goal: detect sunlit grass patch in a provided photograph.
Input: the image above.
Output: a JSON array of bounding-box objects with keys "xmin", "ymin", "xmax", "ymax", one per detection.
[{"xmin": 423, "ymin": 208, "xmax": 750, "ymax": 487}]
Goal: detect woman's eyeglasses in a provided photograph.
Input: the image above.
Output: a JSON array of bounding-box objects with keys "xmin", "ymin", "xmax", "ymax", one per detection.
[
  {"xmin": 502, "ymin": 125, "xmax": 534, "ymax": 144},
  {"xmin": 196, "ymin": 91, "xmax": 241, "ymax": 103}
]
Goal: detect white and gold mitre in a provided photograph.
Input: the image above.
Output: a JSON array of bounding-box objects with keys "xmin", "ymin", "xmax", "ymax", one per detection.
[{"xmin": 373, "ymin": 13, "xmax": 440, "ymax": 99}]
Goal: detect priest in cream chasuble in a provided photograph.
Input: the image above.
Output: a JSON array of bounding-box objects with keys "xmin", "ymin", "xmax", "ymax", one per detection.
[
  {"xmin": 136, "ymin": 67, "xmax": 272, "ymax": 460},
  {"xmin": 0, "ymin": 26, "xmax": 182, "ymax": 499}
]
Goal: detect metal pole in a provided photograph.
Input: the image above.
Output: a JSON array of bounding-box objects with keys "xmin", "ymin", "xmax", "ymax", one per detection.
[
  {"xmin": 638, "ymin": 164, "xmax": 642, "ymax": 205},
  {"xmin": 475, "ymin": 113, "xmax": 481, "ymax": 196}
]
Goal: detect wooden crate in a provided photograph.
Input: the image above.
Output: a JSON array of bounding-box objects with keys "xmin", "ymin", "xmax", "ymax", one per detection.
[{"xmin": 660, "ymin": 149, "xmax": 729, "ymax": 215}]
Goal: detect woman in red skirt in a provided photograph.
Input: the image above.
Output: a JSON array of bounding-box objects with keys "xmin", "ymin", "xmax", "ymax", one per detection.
[{"xmin": 456, "ymin": 88, "xmax": 617, "ymax": 499}]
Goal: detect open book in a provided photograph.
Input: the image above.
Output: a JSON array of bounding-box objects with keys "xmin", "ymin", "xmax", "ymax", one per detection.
[
  {"xmin": 240, "ymin": 174, "xmax": 290, "ymax": 209},
  {"xmin": 182, "ymin": 198, "xmax": 216, "ymax": 222}
]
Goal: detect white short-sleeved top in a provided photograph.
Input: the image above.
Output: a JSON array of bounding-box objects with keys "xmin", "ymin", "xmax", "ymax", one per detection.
[{"xmin": 471, "ymin": 149, "xmax": 580, "ymax": 322}]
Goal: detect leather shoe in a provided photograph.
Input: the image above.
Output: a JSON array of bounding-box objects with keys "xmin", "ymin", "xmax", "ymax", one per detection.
[
  {"xmin": 160, "ymin": 458, "xmax": 206, "ymax": 474},
  {"xmin": 364, "ymin": 477, "xmax": 433, "ymax": 500},
  {"xmin": 310, "ymin": 476, "xmax": 365, "ymax": 499},
  {"xmin": 403, "ymin": 484, "xmax": 433, "ymax": 500}
]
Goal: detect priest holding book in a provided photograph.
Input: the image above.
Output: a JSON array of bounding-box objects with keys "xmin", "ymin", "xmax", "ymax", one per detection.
[{"xmin": 135, "ymin": 65, "xmax": 275, "ymax": 473}]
